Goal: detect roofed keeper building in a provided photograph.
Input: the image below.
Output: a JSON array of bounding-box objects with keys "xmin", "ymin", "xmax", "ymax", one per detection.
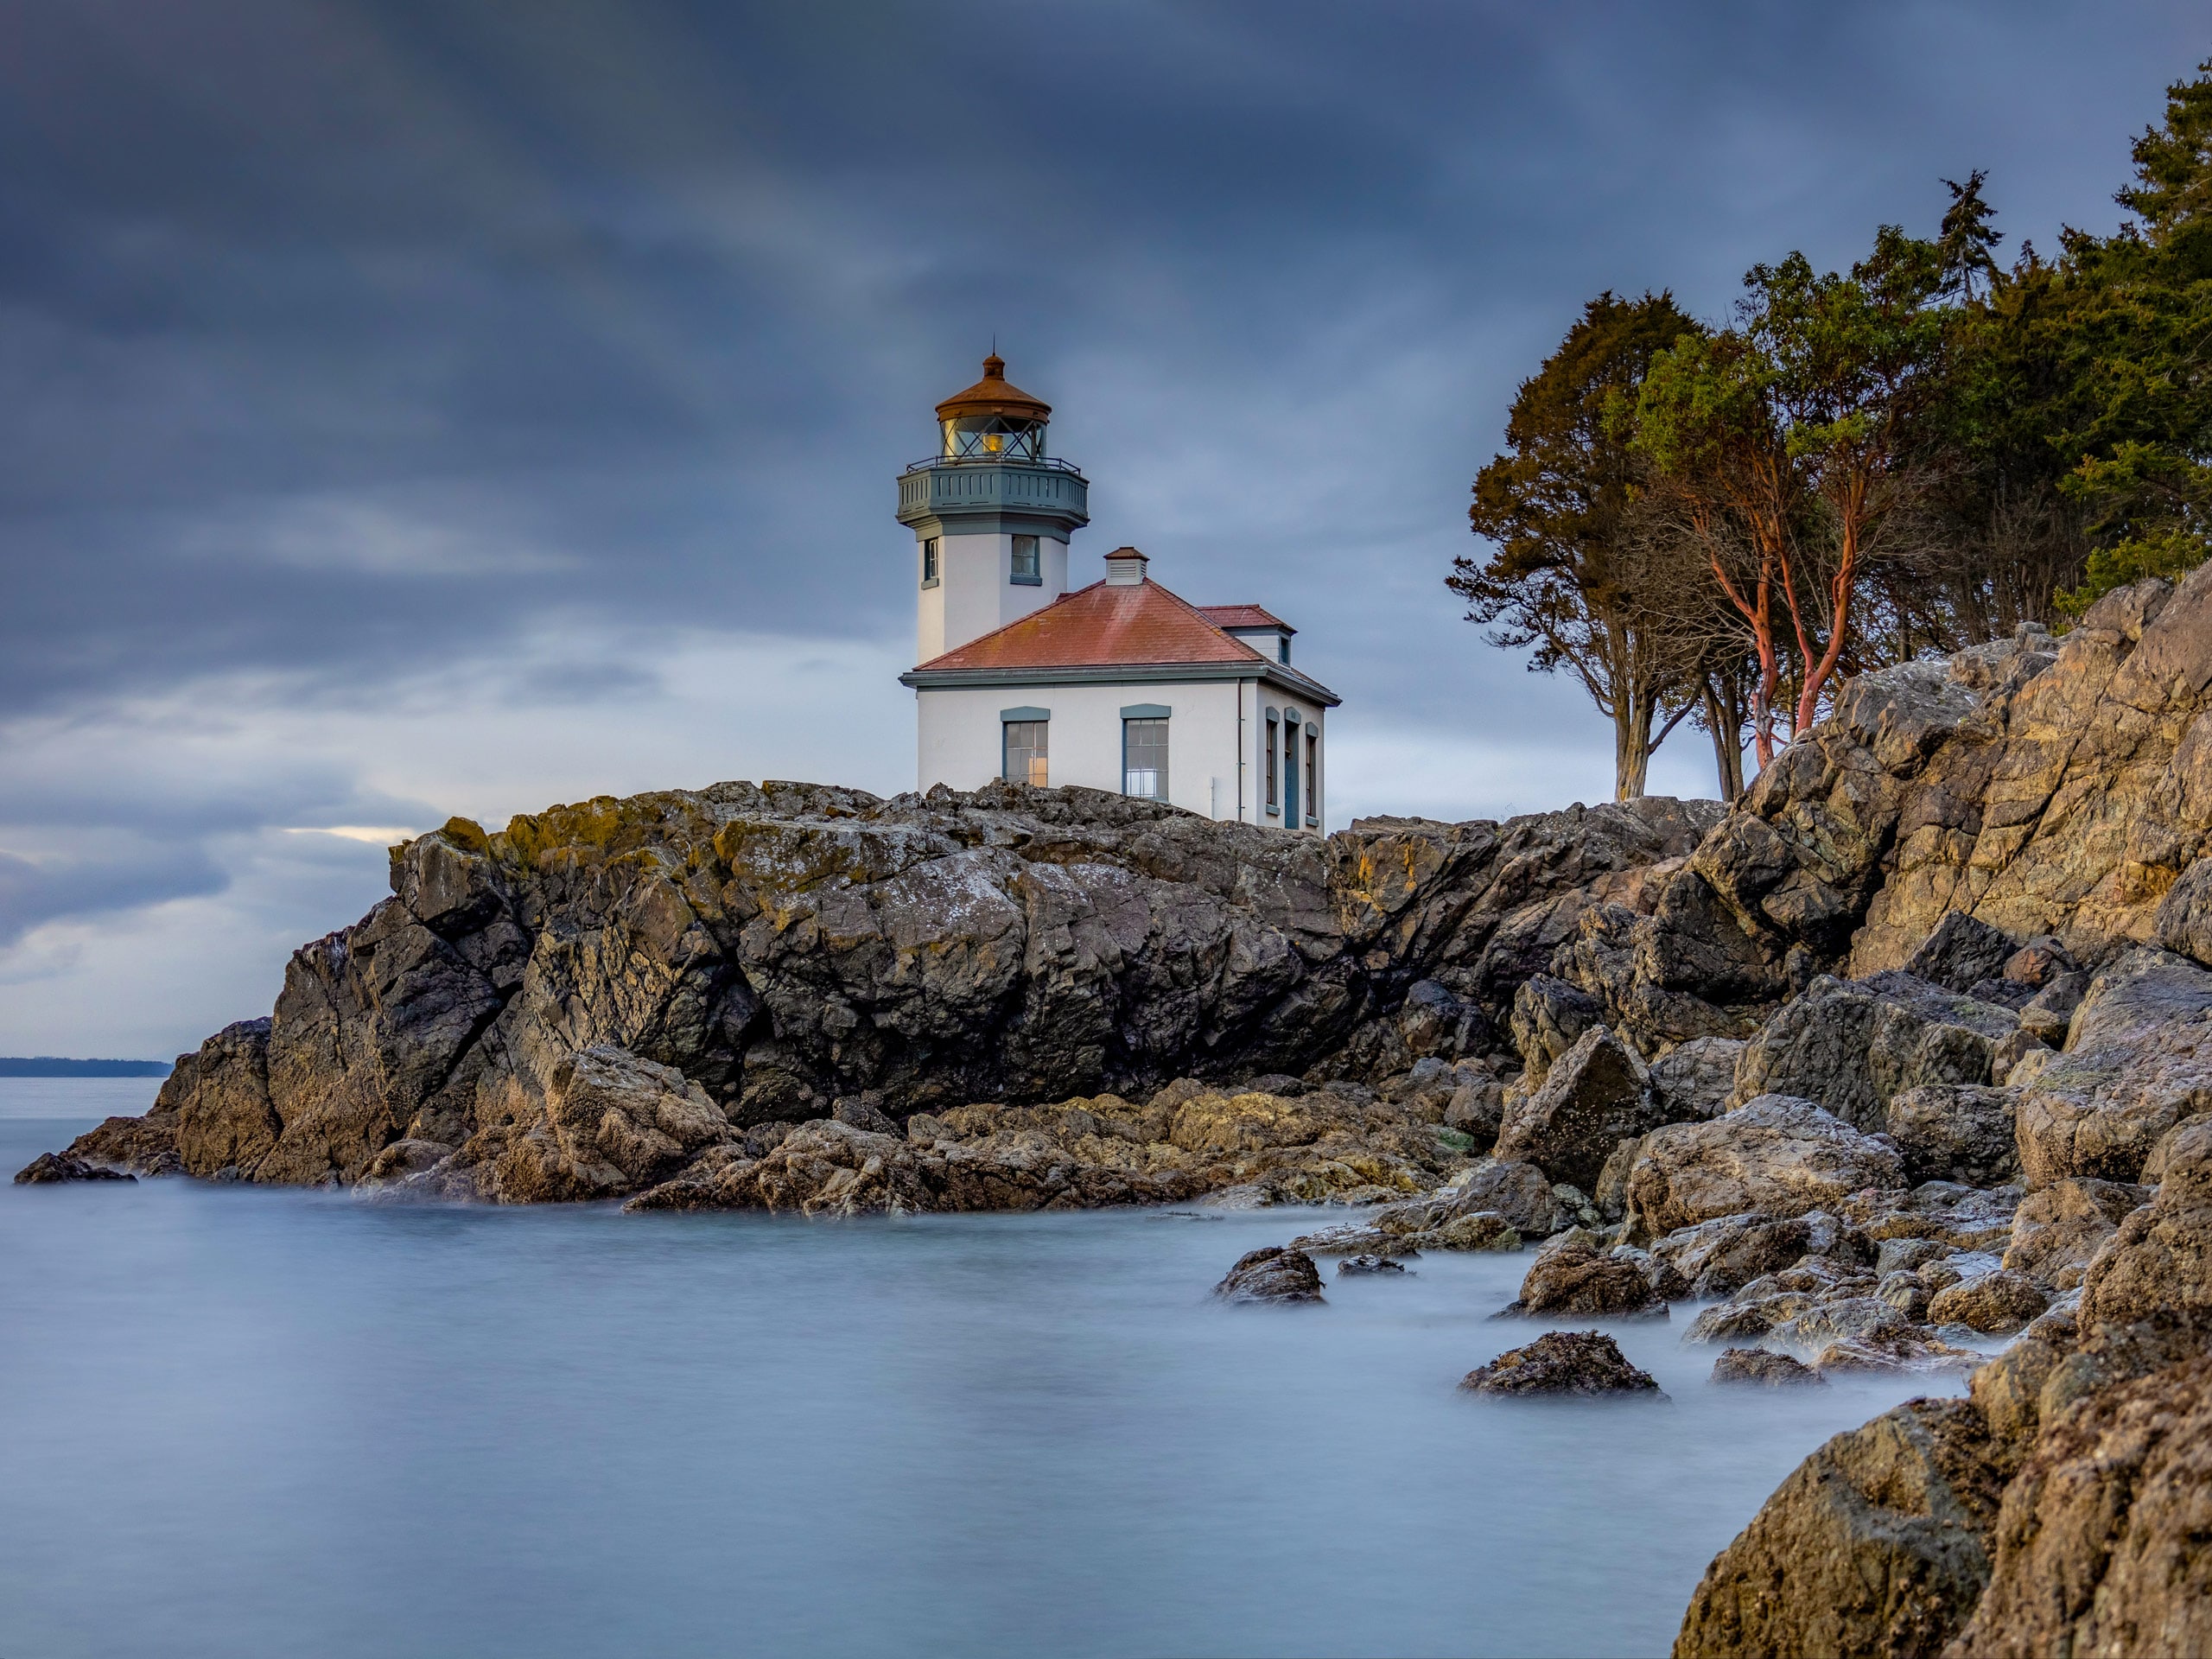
[{"xmin": 897, "ymin": 356, "xmax": 1340, "ymax": 831}]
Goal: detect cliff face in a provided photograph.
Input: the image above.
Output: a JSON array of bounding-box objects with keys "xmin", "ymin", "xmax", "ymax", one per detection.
[{"xmin": 110, "ymin": 779, "xmax": 1715, "ymax": 1193}]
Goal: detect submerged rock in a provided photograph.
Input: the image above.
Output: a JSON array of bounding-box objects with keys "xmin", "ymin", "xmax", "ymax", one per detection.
[
  {"xmin": 1336, "ymin": 1254, "xmax": 1408, "ymax": 1276},
  {"xmin": 1503, "ymin": 1235, "xmax": 1667, "ymax": 1319},
  {"xmin": 13, "ymin": 1153, "xmax": 136, "ymax": 1185},
  {"xmin": 1212, "ymin": 1247, "xmax": 1325, "ymax": 1305},
  {"xmin": 1459, "ymin": 1331, "xmax": 1661, "ymax": 1397}
]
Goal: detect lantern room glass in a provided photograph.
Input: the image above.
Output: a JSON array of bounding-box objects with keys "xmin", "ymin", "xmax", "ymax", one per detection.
[{"xmin": 942, "ymin": 415, "xmax": 1047, "ymax": 461}]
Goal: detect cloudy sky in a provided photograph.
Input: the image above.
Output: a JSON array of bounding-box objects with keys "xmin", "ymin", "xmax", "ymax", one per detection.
[{"xmin": 1, "ymin": 2, "xmax": 2201, "ymax": 1058}]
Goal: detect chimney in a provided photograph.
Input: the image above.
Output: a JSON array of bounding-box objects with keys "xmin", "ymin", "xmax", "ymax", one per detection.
[{"xmin": 1103, "ymin": 546, "xmax": 1148, "ymax": 586}]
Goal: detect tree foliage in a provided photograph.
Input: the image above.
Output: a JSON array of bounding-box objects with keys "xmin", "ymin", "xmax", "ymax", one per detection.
[{"xmin": 1459, "ymin": 54, "xmax": 2212, "ymax": 796}]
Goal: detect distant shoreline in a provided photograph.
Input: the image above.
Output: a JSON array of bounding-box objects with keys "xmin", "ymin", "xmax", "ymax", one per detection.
[{"xmin": 0, "ymin": 1058, "xmax": 171, "ymax": 1078}]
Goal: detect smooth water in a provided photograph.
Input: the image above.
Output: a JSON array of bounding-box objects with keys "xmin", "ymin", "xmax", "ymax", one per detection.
[{"xmin": 2, "ymin": 1080, "xmax": 1966, "ymax": 1658}]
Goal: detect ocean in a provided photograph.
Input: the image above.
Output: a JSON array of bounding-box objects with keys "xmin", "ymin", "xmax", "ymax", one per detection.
[{"xmin": 1, "ymin": 1078, "xmax": 1966, "ymax": 1657}]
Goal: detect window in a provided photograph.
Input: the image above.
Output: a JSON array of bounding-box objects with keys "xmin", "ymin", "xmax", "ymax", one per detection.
[
  {"xmin": 921, "ymin": 537, "xmax": 940, "ymax": 586},
  {"xmin": 1282, "ymin": 709, "xmax": 1300, "ymax": 823},
  {"xmin": 1305, "ymin": 730, "xmax": 1318, "ymax": 823},
  {"xmin": 1011, "ymin": 534, "xmax": 1040, "ymax": 584},
  {"xmin": 1003, "ymin": 720, "xmax": 1048, "ymax": 787},
  {"xmin": 1264, "ymin": 714, "xmax": 1279, "ymax": 812},
  {"xmin": 1278, "ymin": 634, "xmax": 1290, "ymax": 664},
  {"xmin": 1122, "ymin": 718, "xmax": 1168, "ymax": 801}
]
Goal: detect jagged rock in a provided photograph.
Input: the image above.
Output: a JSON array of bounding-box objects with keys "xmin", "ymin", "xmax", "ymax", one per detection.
[
  {"xmin": 1493, "ymin": 1024, "xmax": 1674, "ymax": 1192},
  {"xmin": 1711, "ymin": 1349, "xmax": 1825, "ymax": 1387},
  {"xmin": 1213, "ymin": 1246, "xmax": 1324, "ymax": 1305},
  {"xmin": 1504, "ymin": 1236, "xmax": 1667, "ymax": 1319},
  {"xmin": 1884, "ymin": 1084, "xmax": 2019, "ymax": 1186},
  {"xmin": 1624, "ymin": 1096, "xmax": 1904, "ymax": 1240},
  {"xmin": 1904, "ymin": 911, "xmax": 2018, "ymax": 995},
  {"xmin": 1950, "ymin": 1354, "xmax": 2212, "ymax": 1658},
  {"xmin": 1728, "ymin": 973, "xmax": 2018, "ymax": 1134},
  {"xmin": 2014, "ymin": 947, "xmax": 2212, "ymax": 1187},
  {"xmin": 162, "ymin": 1017, "xmax": 280, "ymax": 1177},
  {"xmin": 2015, "ymin": 970, "xmax": 2090, "ymax": 1048},
  {"xmin": 1508, "ymin": 975, "xmax": 1604, "ymax": 1084},
  {"xmin": 2155, "ymin": 854, "xmax": 2212, "ymax": 970},
  {"xmin": 13, "ymin": 1153, "xmax": 136, "ymax": 1185},
  {"xmin": 1459, "ymin": 1330, "xmax": 1660, "ymax": 1396},
  {"xmin": 2002, "ymin": 1176, "xmax": 2147, "ymax": 1290},
  {"xmin": 1928, "ymin": 1268, "xmax": 2049, "ymax": 1335},
  {"xmin": 29, "ymin": 1110, "xmax": 182, "ymax": 1179},
  {"xmin": 831, "ymin": 1095, "xmax": 899, "ymax": 1135},
  {"xmin": 1648, "ymin": 1209, "xmax": 1872, "ymax": 1300},
  {"xmin": 1808, "ymin": 1331, "xmax": 1986, "ymax": 1377},
  {"xmin": 1425, "ymin": 1158, "xmax": 1566, "ymax": 1238},
  {"xmin": 1648, "ymin": 1037, "xmax": 1744, "ymax": 1121},
  {"xmin": 1673, "ymin": 1397, "xmax": 2005, "ymax": 1659},
  {"xmin": 1397, "ymin": 978, "xmax": 1489, "ymax": 1060}
]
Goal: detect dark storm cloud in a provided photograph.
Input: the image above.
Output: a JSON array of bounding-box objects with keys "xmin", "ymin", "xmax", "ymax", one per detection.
[{"xmin": 0, "ymin": 0, "xmax": 2203, "ymax": 971}]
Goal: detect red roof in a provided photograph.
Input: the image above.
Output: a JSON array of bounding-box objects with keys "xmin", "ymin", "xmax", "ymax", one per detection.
[
  {"xmin": 918, "ymin": 579, "xmax": 1269, "ymax": 671},
  {"xmin": 1198, "ymin": 604, "xmax": 1291, "ymax": 632}
]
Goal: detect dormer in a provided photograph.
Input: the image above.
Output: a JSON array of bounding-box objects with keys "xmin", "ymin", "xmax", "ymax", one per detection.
[{"xmin": 1198, "ymin": 605, "xmax": 1294, "ymax": 665}]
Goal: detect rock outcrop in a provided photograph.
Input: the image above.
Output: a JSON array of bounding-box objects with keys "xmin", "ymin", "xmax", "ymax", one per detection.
[
  {"xmin": 1459, "ymin": 1330, "xmax": 1661, "ymax": 1396},
  {"xmin": 1211, "ymin": 1247, "xmax": 1325, "ymax": 1305}
]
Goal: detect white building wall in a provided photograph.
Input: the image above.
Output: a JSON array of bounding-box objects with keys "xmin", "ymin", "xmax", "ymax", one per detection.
[
  {"xmin": 915, "ymin": 677, "xmax": 1326, "ymax": 832},
  {"xmin": 915, "ymin": 531, "xmax": 1071, "ymax": 662}
]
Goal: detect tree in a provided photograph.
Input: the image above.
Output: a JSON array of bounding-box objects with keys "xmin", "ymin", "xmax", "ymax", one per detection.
[
  {"xmin": 1751, "ymin": 231, "xmax": 1948, "ymax": 733},
  {"xmin": 1454, "ymin": 292, "xmax": 1705, "ymax": 799},
  {"xmin": 1630, "ymin": 328, "xmax": 1798, "ymax": 768},
  {"xmin": 1936, "ymin": 169, "xmax": 2004, "ymax": 302}
]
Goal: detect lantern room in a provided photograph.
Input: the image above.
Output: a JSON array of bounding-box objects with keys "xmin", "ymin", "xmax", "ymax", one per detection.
[{"xmin": 936, "ymin": 353, "xmax": 1051, "ymax": 461}]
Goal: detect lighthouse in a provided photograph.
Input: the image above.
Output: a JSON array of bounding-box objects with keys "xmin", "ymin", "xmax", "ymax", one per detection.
[
  {"xmin": 894, "ymin": 354, "xmax": 1091, "ymax": 664},
  {"xmin": 896, "ymin": 355, "xmax": 1341, "ymax": 830}
]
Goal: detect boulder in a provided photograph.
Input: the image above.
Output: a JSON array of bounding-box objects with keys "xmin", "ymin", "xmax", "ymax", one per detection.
[
  {"xmin": 1904, "ymin": 911, "xmax": 2019, "ymax": 995},
  {"xmin": 1494, "ymin": 1024, "xmax": 1672, "ymax": 1192},
  {"xmin": 2015, "ymin": 971, "xmax": 2090, "ymax": 1049},
  {"xmin": 1950, "ymin": 1355, "xmax": 2212, "ymax": 1659},
  {"xmin": 2013, "ymin": 947, "xmax": 2212, "ymax": 1187},
  {"xmin": 1213, "ymin": 1246, "xmax": 1325, "ymax": 1305},
  {"xmin": 1648, "ymin": 1210, "xmax": 1872, "ymax": 1300},
  {"xmin": 1459, "ymin": 1330, "xmax": 1661, "ymax": 1396},
  {"xmin": 1711, "ymin": 1349, "xmax": 1825, "ymax": 1387},
  {"xmin": 1884, "ymin": 1084, "xmax": 2018, "ymax": 1187},
  {"xmin": 1730, "ymin": 974, "xmax": 2018, "ymax": 1135},
  {"xmin": 2001, "ymin": 1177, "xmax": 2147, "ymax": 1290},
  {"xmin": 1624, "ymin": 1096, "xmax": 1905, "ymax": 1240},
  {"xmin": 1648, "ymin": 1037, "xmax": 1745, "ymax": 1121},
  {"xmin": 1506, "ymin": 1236, "xmax": 1667, "ymax": 1319},
  {"xmin": 1673, "ymin": 1398, "xmax": 2005, "ymax": 1659},
  {"xmin": 164, "ymin": 1017, "xmax": 281, "ymax": 1177},
  {"xmin": 1927, "ymin": 1268, "xmax": 2049, "ymax": 1335},
  {"xmin": 1508, "ymin": 975, "xmax": 1605, "ymax": 1084},
  {"xmin": 486, "ymin": 1045, "xmax": 738, "ymax": 1202},
  {"xmin": 1431, "ymin": 1158, "xmax": 1566, "ymax": 1238},
  {"xmin": 1843, "ymin": 1180, "xmax": 2022, "ymax": 1254}
]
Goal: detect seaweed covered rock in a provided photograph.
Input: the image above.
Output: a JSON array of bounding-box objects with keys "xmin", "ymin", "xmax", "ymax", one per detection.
[{"xmin": 1459, "ymin": 1330, "xmax": 1660, "ymax": 1397}]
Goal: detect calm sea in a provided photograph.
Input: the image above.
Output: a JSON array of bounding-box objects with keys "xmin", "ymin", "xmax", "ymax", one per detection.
[{"xmin": 1, "ymin": 1078, "xmax": 1965, "ymax": 1658}]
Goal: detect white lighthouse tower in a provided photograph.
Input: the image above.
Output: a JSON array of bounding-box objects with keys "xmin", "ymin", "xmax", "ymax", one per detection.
[{"xmin": 894, "ymin": 354, "xmax": 1091, "ymax": 663}]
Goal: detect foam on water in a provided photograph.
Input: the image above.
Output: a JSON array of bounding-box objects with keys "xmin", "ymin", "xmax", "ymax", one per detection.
[{"xmin": 1, "ymin": 1081, "xmax": 1965, "ymax": 1658}]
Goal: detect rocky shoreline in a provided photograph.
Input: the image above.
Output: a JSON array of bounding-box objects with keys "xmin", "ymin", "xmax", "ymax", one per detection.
[{"xmin": 19, "ymin": 565, "xmax": 2212, "ymax": 1655}]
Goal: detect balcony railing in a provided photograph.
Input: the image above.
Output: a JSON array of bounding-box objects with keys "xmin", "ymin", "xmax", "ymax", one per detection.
[{"xmin": 903, "ymin": 454, "xmax": 1085, "ymax": 477}]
